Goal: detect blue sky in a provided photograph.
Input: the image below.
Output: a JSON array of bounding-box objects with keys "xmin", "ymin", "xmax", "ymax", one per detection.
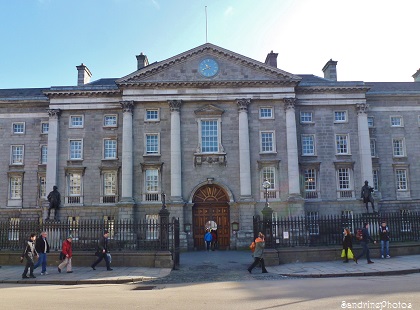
[{"xmin": 1, "ymin": 0, "xmax": 419, "ymax": 89}]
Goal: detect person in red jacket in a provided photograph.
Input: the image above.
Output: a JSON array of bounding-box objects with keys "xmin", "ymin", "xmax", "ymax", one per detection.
[{"xmin": 58, "ymin": 235, "xmax": 73, "ymax": 273}]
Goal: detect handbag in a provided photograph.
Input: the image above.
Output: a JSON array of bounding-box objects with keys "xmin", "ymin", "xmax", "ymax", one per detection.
[
  {"xmin": 341, "ymin": 249, "xmax": 354, "ymax": 259},
  {"xmin": 106, "ymin": 253, "xmax": 112, "ymax": 263},
  {"xmin": 59, "ymin": 252, "xmax": 66, "ymax": 260}
]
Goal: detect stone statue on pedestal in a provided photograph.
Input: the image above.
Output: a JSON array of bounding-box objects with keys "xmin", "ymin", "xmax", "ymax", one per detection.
[
  {"xmin": 361, "ymin": 181, "xmax": 376, "ymax": 213},
  {"xmin": 46, "ymin": 186, "xmax": 61, "ymax": 220}
]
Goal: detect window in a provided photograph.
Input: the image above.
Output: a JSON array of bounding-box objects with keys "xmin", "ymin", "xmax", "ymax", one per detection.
[
  {"xmin": 69, "ymin": 115, "xmax": 83, "ymax": 128},
  {"xmin": 145, "ymin": 169, "xmax": 159, "ymax": 201},
  {"xmin": 372, "ymin": 170, "xmax": 379, "ymax": 191},
  {"xmin": 304, "ymin": 168, "xmax": 318, "ymax": 199},
  {"xmin": 370, "ymin": 139, "xmax": 376, "ymax": 157},
  {"xmin": 146, "ymin": 109, "xmax": 159, "ymax": 121},
  {"xmin": 262, "ymin": 167, "xmax": 275, "ymax": 190},
  {"xmin": 300, "ymin": 112, "xmax": 313, "ymax": 123},
  {"xmin": 336, "ymin": 167, "xmax": 354, "ymax": 199},
  {"xmin": 259, "ymin": 107, "xmax": 273, "ymax": 119},
  {"xmin": 103, "ymin": 115, "xmax": 117, "ymax": 127},
  {"xmin": 41, "ymin": 122, "xmax": 49, "ymax": 134},
  {"xmin": 337, "ymin": 168, "xmax": 350, "ymax": 190},
  {"xmin": 66, "ymin": 172, "xmax": 82, "ymax": 204},
  {"xmin": 69, "ymin": 139, "xmax": 83, "ymax": 160},
  {"xmin": 68, "ymin": 216, "xmax": 80, "ymax": 241},
  {"xmin": 307, "ymin": 212, "xmax": 319, "ymax": 235},
  {"xmin": 334, "ymin": 111, "xmax": 347, "ymax": 123},
  {"xmin": 400, "ymin": 209, "xmax": 411, "ymax": 232},
  {"xmin": 102, "ymin": 171, "xmax": 117, "ymax": 203},
  {"xmin": 390, "ymin": 116, "xmax": 403, "ymax": 127},
  {"xmin": 103, "ymin": 139, "xmax": 117, "ymax": 159},
  {"xmin": 11, "ymin": 145, "xmax": 24, "ymax": 165},
  {"xmin": 260, "ymin": 164, "xmax": 278, "ymax": 200},
  {"xmin": 396, "ymin": 169, "xmax": 407, "ymax": 191},
  {"xmin": 104, "ymin": 216, "xmax": 115, "ymax": 239},
  {"xmin": 260, "ymin": 131, "xmax": 275, "ymax": 153},
  {"xmin": 145, "ymin": 134, "xmax": 160, "ymax": 155},
  {"xmin": 9, "ymin": 175, "xmax": 22, "ymax": 199},
  {"xmin": 301, "ymin": 135, "xmax": 315, "ymax": 156},
  {"xmin": 13, "ymin": 122, "xmax": 25, "ymax": 134},
  {"xmin": 335, "ymin": 134, "xmax": 350, "ymax": 154},
  {"xmin": 39, "ymin": 175, "xmax": 46, "ymax": 198},
  {"xmin": 146, "ymin": 214, "xmax": 159, "ymax": 240},
  {"xmin": 367, "ymin": 117, "xmax": 374, "ymax": 128},
  {"xmin": 41, "ymin": 145, "xmax": 48, "ymax": 164},
  {"xmin": 8, "ymin": 218, "xmax": 20, "ymax": 241},
  {"xmin": 341, "ymin": 210, "xmax": 354, "ymax": 232},
  {"xmin": 392, "ymin": 138, "xmax": 405, "ymax": 157},
  {"xmin": 201, "ymin": 120, "xmax": 219, "ymax": 153}
]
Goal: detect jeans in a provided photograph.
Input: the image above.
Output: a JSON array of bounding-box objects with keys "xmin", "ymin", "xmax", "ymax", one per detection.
[
  {"xmin": 23, "ymin": 256, "xmax": 35, "ymax": 276},
  {"xmin": 357, "ymin": 241, "xmax": 371, "ymax": 262},
  {"xmin": 92, "ymin": 253, "xmax": 111, "ymax": 269},
  {"xmin": 33, "ymin": 253, "xmax": 47, "ymax": 273},
  {"xmin": 381, "ymin": 240, "xmax": 390, "ymax": 256}
]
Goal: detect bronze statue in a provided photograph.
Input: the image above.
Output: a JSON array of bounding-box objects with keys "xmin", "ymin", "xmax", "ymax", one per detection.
[
  {"xmin": 361, "ymin": 181, "xmax": 376, "ymax": 213},
  {"xmin": 46, "ymin": 186, "xmax": 61, "ymax": 220}
]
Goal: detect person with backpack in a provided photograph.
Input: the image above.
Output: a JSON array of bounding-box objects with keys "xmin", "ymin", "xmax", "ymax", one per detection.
[
  {"xmin": 355, "ymin": 223, "xmax": 376, "ymax": 264},
  {"xmin": 204, "ymin": 229, "xmax": 212, "ymax": 251},
  {"xmin": 247, "ymin": 232, "xmax": 268, "ymax": 274},
  {"xmin": 379, "ymin": 221, "xmax": 391, "ymax": 259}
]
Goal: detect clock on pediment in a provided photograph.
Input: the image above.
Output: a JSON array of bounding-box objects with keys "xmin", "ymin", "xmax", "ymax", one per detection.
[{"xmin": 199, "ymin": 58, "xmax": 219, "ymax": 78}]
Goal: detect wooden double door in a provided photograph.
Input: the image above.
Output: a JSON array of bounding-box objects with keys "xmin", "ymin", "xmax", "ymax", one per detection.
[{"xmin": 192, "ymin": 185, "xmax": 230, "ymax": 250}]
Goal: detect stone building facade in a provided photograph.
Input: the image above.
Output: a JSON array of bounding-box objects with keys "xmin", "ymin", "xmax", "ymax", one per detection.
[{"xmin": 1, "ymin": 43, "xmax": 420, "ymax": 249}]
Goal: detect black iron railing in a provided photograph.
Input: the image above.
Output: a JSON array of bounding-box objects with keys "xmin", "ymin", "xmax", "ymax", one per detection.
[{"xmin": 253, "ymin": 212, "xmax": 420, "ymax": 248}]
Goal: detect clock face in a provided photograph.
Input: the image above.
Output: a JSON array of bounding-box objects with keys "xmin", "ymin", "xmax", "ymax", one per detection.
[{"xmin": 199, "ymin": 58, "xmax": 219, "ymax": 77}]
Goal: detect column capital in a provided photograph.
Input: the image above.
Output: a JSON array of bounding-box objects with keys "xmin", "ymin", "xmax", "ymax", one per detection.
[
  {"xmin": 120, "ymin": 100, "xmax": 134, "ymax": 113},
  {"xmin": 237, "ymin": 98, "xmax": 251, "ymax": 112},
  {"xmin": 47, "ymin": 109, "xmax": 61, "ymax": 118},
  {"xmin": 168, "ymin": 100, "xmax": 182, "ymax": 112},
  {"xmin": 283, "ymin": 97, "xmax": 297, "ymax": 111},
  {"xmin": 356, "ymin": 103, "xmax": 369, "ymax": 115}
]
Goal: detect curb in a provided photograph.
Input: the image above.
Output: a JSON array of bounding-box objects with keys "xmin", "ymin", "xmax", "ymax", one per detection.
[
  {"xmin": 279, "ymin": 268, "xmax": 420, "ymax": 278},
  {"xmin": 1, "ymin": 276, "xmax": 156, "ymax": 285}
]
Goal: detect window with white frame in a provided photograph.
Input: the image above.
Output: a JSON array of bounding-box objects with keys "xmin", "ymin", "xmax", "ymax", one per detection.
[
  {"xmin": 145, "ymin": 169, "xmax": 159, "ymax": 201},
  {"xmin": 9, "ymin": 175, "xmax": 22, "ymax": 199},
  {"xmin": 145, "ymin": 109, "xmax": 159, "ymax": 121},
  {"xmin": 259, "ymin": 107, "xmax": 273, "ymax": 119},
  {"xmin": 367, "ymin": 117, "xmax": 374, "ymax": 128},
  {"xmin": 145, "ymin": 134, "xmax": 160, "ymax": 155},
  {"xmin": 262, "ymin": 166, "xmax": 275, "ymax": 190},
  {"xmin": 103, "ymin": 139, "xmax": 117, "ymax": 159},
  {"xmin": 200, "ymin": 119, "xmax": 219, "ymax": 153},
  {"xmin": 301, "ymin": 134, "xmax": 315, "ymax": 156},
  {"xmin": 260, "ymin": 165, "xmax": 278, "ymax": 199},
  {"xmin": 41, "ymin": 145, "xmax": 48, "ymax": 164},
  {"xmin": 69, "ymin": 139, "xmax": 83, "ymax": 160},
  {"xmin": 396, "ymin": 169, "xmax": 408, "ymax": 191},
  {"xmin": 41, "ymin": 122, "xmax": 49, "ymax": 134},
  {"xmin": 260, "ymin": 131, "xmax": 275, "ymax": 153},
  {"xmin": 337, "ymin": 168, "xmax": 351, "ymax": 190},
  {"xmin": 11, "ymin": 145, "xmax": 24, "ymax": 165},
  {"xmin": 304, "ymin": 168, "xmax": 318, "ymax": 199},
  {"xmin": 392, "ymin": 138, "xmax": 405, "ymax": 157},
  {"xmin": 103, "ymin": 115, "xmax": 117, "ymax": 127},
  {"xmin": 334, "ymin": 111, "xmax": 347, "ymax": 123},
  {"xmin": 372, "ymin": 169, "xmax": 379, "ymax": 191},
  {"xmin": 370, "ymin": 139, "xmax": 376, "ymax": 157},
  {"xmin": 307, "ymin": 211, "xmax": 319, "ymax": 235},
  {"xmin": 335, "ymin": 134, "xmax": 350, "ymax": 154},
  {"xmin": 102, "ymin": 171, "xmax": 117, "ymax": 203},
  {"xmin": 300, "ymin": 111, "xmax": 313, "ymax": 123},
  {"xmin": 390, "ymin": 116, "xmax": 403, "ymax": 127},
  {"xmin": 66, "ymin": 172, "xmax": 82, "ymax": 204},
  {"xmin": 39, "ymin": 175, "xmax": 46, "ymax": 198},
  {"xmin": 13, "ymin": 122, "xmax": 25, "ymax": 134},
  {"xmin": 336, "ymin": 167, "xmax": 354, "ymax": 199},
  {"xmin": 69, "ymin": 115, "xmax": 84, "ymax": 128}
]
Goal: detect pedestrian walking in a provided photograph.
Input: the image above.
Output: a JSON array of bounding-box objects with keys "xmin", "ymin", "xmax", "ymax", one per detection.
[
  {"xmin": 211, "ymin": 229, "xmax": 218, "ymax": 251},
  {"xmin": 58, "ymin": 235, "xmax": 73, "ymax": 273},
  {"xmin": 342, "ymin": 228, "xmax": 354, "ymax": 263},
  {"xmin": 379, "ymin": 221, "xmax": 391, "ymax": 259},
  {"xmin": 91, "ymin": 230, "xmax": 113, "ymax": 271},
  {"xmin": 33, "ymin": 231, "xmax": 50, "ymax": 275},
  {"xmin": 247, "ymin": 232, "xmax": 268, "ymax": 274},
  {"xmin": 20, "ymin": 233, "xmax": 39, "ymax": 279},
  {"xmin": 355, "ymin": 223, "xmax": 376, "ymax": 264},
  {"xmin": 204, "ymin": 229, "xmax": 212, "ymax": 251}
]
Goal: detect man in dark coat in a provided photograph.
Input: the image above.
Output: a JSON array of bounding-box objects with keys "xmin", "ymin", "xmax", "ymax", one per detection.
[
  {"xmin": 33, "ymin": 231, "xmax": 50, "ymax": 275},
  {"xmin": 46, "ymin": 186, "xmax": 61, "ymax": 220},
  {"xmin": 355, "ymin": 223, "xmax": 376, "ymax": 264},
  {"xmin": 91, "ymin": 230, "xmax": 113, "ymax": 271}
]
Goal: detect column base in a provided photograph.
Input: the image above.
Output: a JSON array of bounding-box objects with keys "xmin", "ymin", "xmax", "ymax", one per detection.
[
  {"xmin": 169, "ymin": 196, "xmax": 184, "ymax": 204},
  {"xmin": 239, "ymin": 195, "xmax": 253, "ymax": 202}
]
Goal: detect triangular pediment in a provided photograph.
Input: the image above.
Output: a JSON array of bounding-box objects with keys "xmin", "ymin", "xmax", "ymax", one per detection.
[
  {"xmin": 116, "ymin": 43, "xmax": 301, "ymax": 87},
  {"xmin": 194, "ymin": 104, "xmax": 224, "ymax": 116}
]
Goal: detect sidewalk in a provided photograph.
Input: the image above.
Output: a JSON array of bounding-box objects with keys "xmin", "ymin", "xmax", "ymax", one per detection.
[{"xmin": 1, "ymin": 252, "xmax": 419, "ymax": 285}]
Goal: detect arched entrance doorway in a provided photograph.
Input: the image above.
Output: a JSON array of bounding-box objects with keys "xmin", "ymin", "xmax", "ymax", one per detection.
[{"xmin": 192, "ymin": 184, "xmax": 230, "ymax": 250}]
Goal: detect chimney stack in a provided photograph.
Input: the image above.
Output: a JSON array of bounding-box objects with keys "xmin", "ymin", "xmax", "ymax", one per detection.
[
  {"xmin": 76, "ymin": 63, "xmax": 92, "ymax": 86},
  {"xmin": 412, "ymin": 69, "xmax": 420, "ymax": 82},
  {"xmin": 322, "ymin": 59, "xmax": 338, "ymax": 81},
  {"xmin": 136, "ymin": 53, "xmax": 149, "ymax": 70},
  {"xmin": 264, "ymin": 50, "xmax": 278, "ymax": 68}
]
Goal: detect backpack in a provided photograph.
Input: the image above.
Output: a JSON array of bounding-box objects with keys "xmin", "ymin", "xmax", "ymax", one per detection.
[
  {"xmin": 249, "ymin": 241, "xmax": 256, "ymax": 253},
  {"xmin": 356, "ymin": 229, "xmax": 363, "ymax": 241}
]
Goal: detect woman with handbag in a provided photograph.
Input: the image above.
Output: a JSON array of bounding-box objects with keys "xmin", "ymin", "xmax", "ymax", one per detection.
[
  {"xmin": 58, "ymin": 235, "xmax": 73, "ymax": 273},
  {"xmin": 342, "ymin": 228, "xmax": 354, "ymax": 263}
]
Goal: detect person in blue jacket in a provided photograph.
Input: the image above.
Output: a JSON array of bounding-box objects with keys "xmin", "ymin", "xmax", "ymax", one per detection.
[{"xmin": 204, "ymin": 229, "xmax": 212, "ymax": 251}]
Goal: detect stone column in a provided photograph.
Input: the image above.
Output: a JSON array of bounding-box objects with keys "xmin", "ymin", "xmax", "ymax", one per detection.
[
  {"xmin": 237, "ymin": 99, "xmax": 252, "ymax": 199},
  {"xmin": 284, "ymin": 98, "xmax": 301, "ymax": 198},
  {"xmin": 120, "ymin": 101, "xmax": 134, "ymax": 202},
  {"xmin": 357, "ymin": 103, "xmax": 373, "ymax": 185},
  {"xmin": 46, "ymin": 109, "xmax": 61, "ymax": 199},
  {"xmin": 169, "ymin": 100, "xmax": 183, "ymax": 201}
]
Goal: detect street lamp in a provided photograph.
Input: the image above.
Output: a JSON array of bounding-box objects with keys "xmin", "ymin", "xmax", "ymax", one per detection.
[{"xmin": 261, "ymin": 179, "xmax": 273, "ymax": 246}]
